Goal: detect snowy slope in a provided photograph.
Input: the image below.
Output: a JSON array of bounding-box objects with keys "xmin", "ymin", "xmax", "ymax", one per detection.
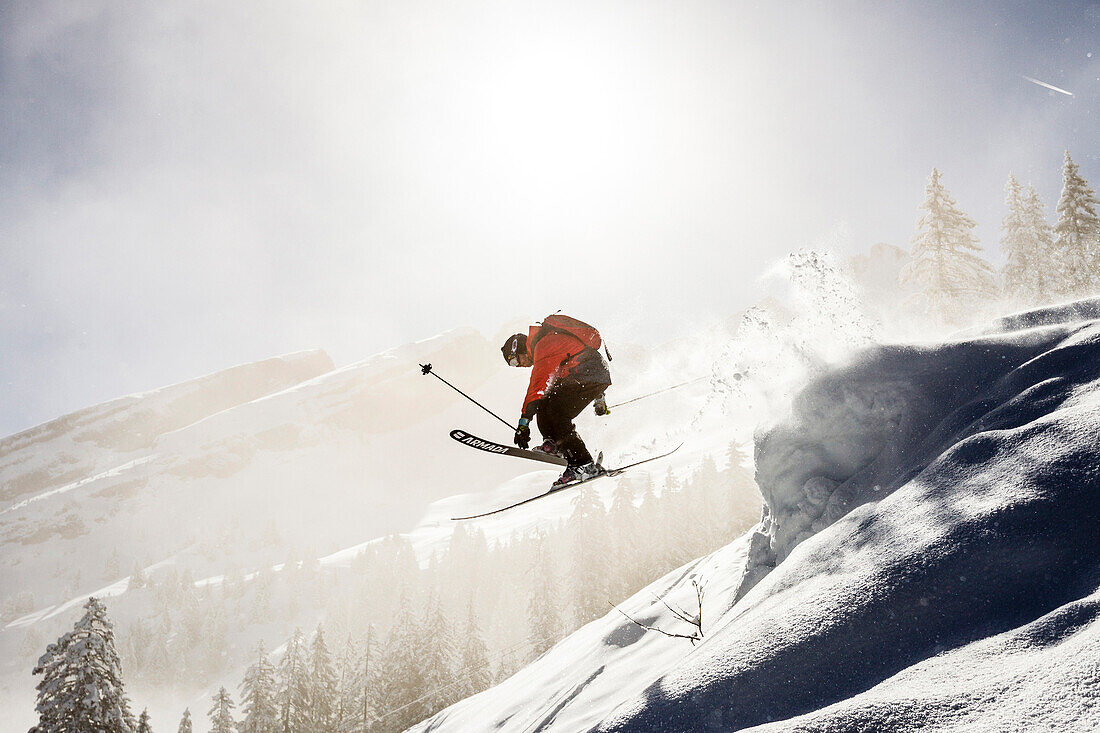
[
  {"xmin": 0, "ymin": 351, "xmax": 333, "ymax": 510},
  {"xmin": 412, "ymin": 298, "xmax": 1100, "ymax": 732},
  {"xmin": 1, "ymin": 317, "xmax": 757, "ymax": 729},
  {"xmin": 0, "ymin": 329, "xmax": 519, "ymax": 724},
  {"xmin": 0, "ymin": 331, "xmax": 505, "ymax": 604}
]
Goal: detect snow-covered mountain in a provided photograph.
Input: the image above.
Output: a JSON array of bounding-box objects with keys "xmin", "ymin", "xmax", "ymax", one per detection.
[
  {"xmin": 411, "ymin": 298, "xmax": 1100, "ymax": 732},
  {"xmin": 1, "ymin": 332, "xmax": 488, "ymax": 614},
  {"xmin": 1, "ymin": 317, "xmax": 753, "ymax": 729},
  {"xmin": 0, "ymin": 328, "xmax": 525, "ymax": 722}
]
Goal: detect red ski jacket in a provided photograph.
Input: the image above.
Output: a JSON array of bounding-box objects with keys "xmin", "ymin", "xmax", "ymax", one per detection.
[{"xmin": 521, "ymin": 315, "xmax": 611, "ymax": 419}]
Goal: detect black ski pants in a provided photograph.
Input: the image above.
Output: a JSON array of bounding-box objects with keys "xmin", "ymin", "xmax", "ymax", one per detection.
[{"xmin": 536, "ymin": 381, "xmax": 607, "ymax": 467}]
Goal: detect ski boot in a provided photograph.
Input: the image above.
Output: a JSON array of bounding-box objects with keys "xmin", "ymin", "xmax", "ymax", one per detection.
[
  {"xmin": 552, "ymin": 461, "xmax": 605, "ymax": 488},
  {"xmin": 532, "ymin": 439, "xmax": 563, "ymax": 458}
]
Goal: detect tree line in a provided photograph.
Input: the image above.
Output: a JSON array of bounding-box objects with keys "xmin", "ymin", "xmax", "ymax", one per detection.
[
  {"xmin": 28, "ymin": 447, "xmax": 760, "ymax": 732},
  {"xmin": 901, "ymin": 151, "xmax": 1100, "ymax": 325}
]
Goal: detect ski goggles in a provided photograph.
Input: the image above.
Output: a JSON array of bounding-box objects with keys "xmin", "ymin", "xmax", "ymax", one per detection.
[{"xmin": 507, "ymin": 354, "xmax": 522, "ymax": 367}]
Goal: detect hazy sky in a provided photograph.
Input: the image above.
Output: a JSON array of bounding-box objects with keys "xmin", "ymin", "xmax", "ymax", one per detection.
[{"xmin": 1, "ymin": 1, "xmax": 1097, "ymax": 435}]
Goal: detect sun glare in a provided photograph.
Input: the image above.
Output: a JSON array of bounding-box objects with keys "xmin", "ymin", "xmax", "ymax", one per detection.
[{"xmin": 475, "ymin": 42, "xmax": 651, "ymax": 209}]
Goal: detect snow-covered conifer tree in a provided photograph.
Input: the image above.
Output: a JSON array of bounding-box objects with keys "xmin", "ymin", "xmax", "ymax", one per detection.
[
  {"xmin": 633, "ymin": 476, "xmax": 665, "ymax": 580},
  {"xmin": 569, "ymin": 486, "xmax": 611, "ymax": 624},
  {"xmin": 250, "ymin": 568, "xmax": 273, "ymax": 622},
  {"xmin": 144, "ymin": 626, "xmax": 173, "ymax": 687},
  {"xmin": 358, "ymin": 626, "xmax": 379, "ymax": 733},
  {"xmin": 176, "ymin": 709, "xmax": 192, "ymax": 733},
  {"xmin": 376, "ymin": 593, "xmax": 427, "ymax": 730},
  {"xmin": 420, "ymin": 593, "xmax": 458, "ymax": 714},
  {"xmin": 724, "ymin": 443, "xmax": 761, "ymax": 533},
  {"xmin": 901, "ymin": 168, "xmax": 997, "ymax": 324},
  {"xmin": 1024, "ymin": 184, "xmax": 1059, "ymax": 302},
  {"xmin": 307, "ymin": 624, "xmax": 338, "ymax": 733},
  {"xmin": 607, "ymin": 480, "xmax": 643, "ymax": 599},
  {"xmin": 527, "ymin": 533, "xmax": 565, "ymax": 658},
  {"xmin": 1002, "ymin": 175, "xmax": 1059, "ymax": 306},
  {"xmin": 691, "ymin": 455, "xmax": 727, "ymax": 552},
  {"xmin": 494, "ymin": 646, "xmax": 518, "ymax": 685},
  {"xmin": 128, "ymin": 562, "xmax": 147, "ymax": 590},
  {"xmin": 207, "ymin": 688, "xmax": 235, "ymax": 733},
  {"xmin": 31, "ymin": 596, "xmax": 136, "ymax": 733},
  {"xmin": 1054, "ymin": 151, "xmax": 1100, "ymax": 296},
  {"xmin": 457, "ymin": 598, "xmax": 492, "ymax": 700},
  {"xmin": 443, "ymin": 526, "xmax": 489, "ymax": 613},
  {"xmin": 136, "ymin": 709, "xmax": 152, "ymax": 733},
  {"xmin": 105, "ymin": 548, "xmax": 121, "ymax": 580},
  {"xmin": 238, "ymin": 641, "xmax": 278, "ymax": 733},
  {"xmin": 333, "ymin": 635, "xmax": 364, "ymax": 733},
  {"xmin": 1001, "ymin": 173, "xmax": 1036, "ymax": 303},
  {"xmin": 276, "ymin": 628, "xmax": 310, "ymax": 732}
]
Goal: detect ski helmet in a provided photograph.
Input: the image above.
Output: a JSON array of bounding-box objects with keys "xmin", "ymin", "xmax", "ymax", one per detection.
[{"xmin": 501, "ymin": 333, "xmax": 527, "ymax": 366}]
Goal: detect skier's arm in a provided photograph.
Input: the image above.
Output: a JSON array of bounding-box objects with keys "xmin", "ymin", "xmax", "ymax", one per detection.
[{"xmin": 521, "ymin": 351, "xmax": 558, "ymax": 419}]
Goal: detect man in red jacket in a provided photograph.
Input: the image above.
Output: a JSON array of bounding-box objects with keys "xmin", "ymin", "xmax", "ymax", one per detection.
[{"xmin": 501, "ymin": 314, "xmax": 612, "ymax": 486}]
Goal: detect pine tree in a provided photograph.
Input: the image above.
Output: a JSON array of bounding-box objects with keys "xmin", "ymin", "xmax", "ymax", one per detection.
[
  {"xmin": 527, "ymin": 534, "xmax": 565, "ymax": 658},
  {"xmin": 724, "ymin": 443, "xmax": 762, "ymax": 533},
  {"xmin": 359, "ymin": 625, "xmax": 379, "ymax": 733},
  {"xmin": 307, "ymin": 624, "xmax": 338, "ymax": 733},
  {"xmin": 1005, "ymin": 180, "xmax": 1060, "ymax": 306},
  {"xmin": 1001, "ymin": 173, "xmax": 1035, "ymax": 304},
  {"xmin": 494, "ymin": 645, "xmax": 518, "ymax": 685},
  {"xmin": 1054, "ymin": 151, "xmax": 1100, "ymax": 296},
  {"xmin": 105, "ymin": 547, "xmax": 121, "ymax": 580},
  {"xmin": 457, "ymin": 598, "xmax": 492, "ymax": 701},
  {"xmin": 420, "ymin": 594, "xmax": 457, "ymax": 714},
  {"xmin": 333, "ymin": 635, "xmax": 364, "ymax": 733},
  {"xmin": 144, "ymin": 625, "xmax": 173, "ymax": 687},
  {"xmin": 176, "ymin": 709, "xmax": 192, "ymax": 733},
  {"xmin": 901, "ymin": 168, "xmax": 997, "ymax": 324},
  {"xmin": 689, "ymin": 455, "xmax": 727, "ymax": 554},
  {"xmin": 376, "ymin": 593, "xmax": 427, "ymax": 730},
  {"xmin": 31, "ymin": 596, "xmax": 137, "ymax": 733},
  {"xmin": 128, "ymin": 561, "xmax": 148, "ymax": 590},
  {"xmin": 207, "ymin": 688, "xmax": 235, "ymax": 733},
  {"xmin": 136, "ymin": 709, "xmax": 152, "ymax": 733},
  {"xmin": 1024, "ymin": 184, "xmax": 1059, "ymax": 302},
  {"xmin": 239, "ymin": 642, "xmax": 279, "ymax": 733},
  {"xmin": 636, "ymin": 475, "xmax": 668, "ymax": 580},
  {"xmin": 277, "ymin": 628, "xmax": 310, "ymax": 733},
  {"xmin": 606, "ymin": 479, "xmax": 643, "ymax": 600},
  {"xmin": 569, "ymin": 485, "xmax": 612, "ymax": 624}
]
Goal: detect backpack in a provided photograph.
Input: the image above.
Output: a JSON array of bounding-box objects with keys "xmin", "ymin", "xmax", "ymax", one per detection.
[{"xmin": 529, "ymin": 314, "xmax": 613, "ymax": 362}]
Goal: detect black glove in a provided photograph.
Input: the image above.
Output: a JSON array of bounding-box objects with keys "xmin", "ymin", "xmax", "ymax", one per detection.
[
  {"xmin": 593, "ymin": 395, "xmax": 610, "ymax": 417},
  {"xmin": 514, "ymin": 418, "xmax": 531, "ymax": 449}
]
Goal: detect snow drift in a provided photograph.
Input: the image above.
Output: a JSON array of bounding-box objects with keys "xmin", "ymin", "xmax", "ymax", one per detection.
[{"xmin": 414, "ymin": 298, "xmax": 1100, "ymax": 732}]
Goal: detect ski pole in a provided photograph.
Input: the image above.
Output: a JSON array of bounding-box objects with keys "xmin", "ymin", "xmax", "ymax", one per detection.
[
  {"xmin": 420, "ymin": 363, "xmax": 517, "ymax": 431},
  {"xmin": 608, "ymin": 376, "xmax": 709, "ymax": 409}
]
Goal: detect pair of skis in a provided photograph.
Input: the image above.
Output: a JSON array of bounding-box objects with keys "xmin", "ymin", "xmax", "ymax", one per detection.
[{"xmin": 448, "ymin": 429, "xmax": 681, "ymax": 520}]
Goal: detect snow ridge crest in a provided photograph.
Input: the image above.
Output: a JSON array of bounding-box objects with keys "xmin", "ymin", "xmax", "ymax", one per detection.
[{"xmin": 738, "ymin": 296, "xmax": 1100, "ymax": 600}]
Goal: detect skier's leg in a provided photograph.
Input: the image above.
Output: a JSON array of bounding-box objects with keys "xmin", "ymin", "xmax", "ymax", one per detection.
[{"xmin": 536, "ymin": 383, "xmax": 606, "ymax": 466}]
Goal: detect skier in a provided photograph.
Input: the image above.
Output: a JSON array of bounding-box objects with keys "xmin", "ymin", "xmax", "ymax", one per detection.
[{"xmin": 501, "ymin": 314, "xmax": 612, "ymax": 486}]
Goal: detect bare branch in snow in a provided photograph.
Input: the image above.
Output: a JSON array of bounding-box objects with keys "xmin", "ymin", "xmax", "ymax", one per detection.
[{"xmin": 609, "ymin": 579, "xmax": 704, "ymax": 646}]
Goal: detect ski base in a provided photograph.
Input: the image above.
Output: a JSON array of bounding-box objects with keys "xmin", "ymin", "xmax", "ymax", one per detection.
[{"xmin": 450, "ymin": 442, "xmax": 683, "ymax": 520}]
